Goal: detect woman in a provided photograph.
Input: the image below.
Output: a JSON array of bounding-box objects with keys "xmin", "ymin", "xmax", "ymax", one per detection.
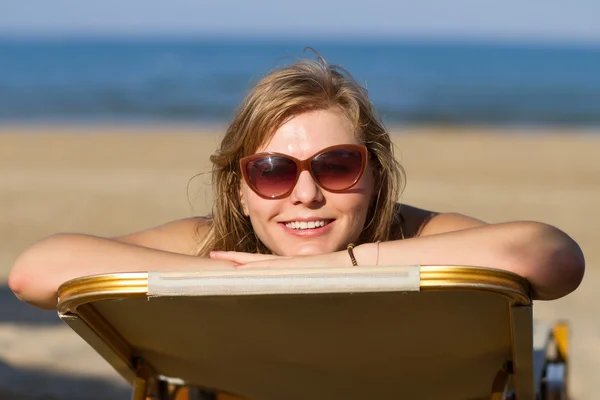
[{"xmin": 9, "ymin": 55, "xmax": 585, "ymax": 310}]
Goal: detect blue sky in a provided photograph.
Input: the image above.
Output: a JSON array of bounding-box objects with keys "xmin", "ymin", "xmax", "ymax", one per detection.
[{"xmin": 1, "ymin": 0, "xmax": 599, "ymax": 43}]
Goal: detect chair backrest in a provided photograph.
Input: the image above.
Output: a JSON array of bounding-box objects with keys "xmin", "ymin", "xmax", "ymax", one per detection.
[{"xmin": 57, "ymin": 265, "xmax": 533, "ymax": 400}]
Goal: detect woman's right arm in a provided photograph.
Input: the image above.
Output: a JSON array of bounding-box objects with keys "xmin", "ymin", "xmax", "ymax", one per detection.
[{"xmin": 8, "ymin": 218, "xmax": 234, "ymax": 310}]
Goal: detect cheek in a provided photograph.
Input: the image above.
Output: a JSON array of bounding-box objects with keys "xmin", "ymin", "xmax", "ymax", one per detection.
[
  {"xmin": 360, "ymin": 164, "xmax": 376, "ymax": 201},
  {"xmin": 352, "ymin": 167, "xmax": 376, "ymax": 219},
  {"xmin": 340, "ymin": 193, "xmax": 372, "ymax": 219},
  {"xmin": 244, "ymin": 189, "xmax": 279, "ymax": 225}
]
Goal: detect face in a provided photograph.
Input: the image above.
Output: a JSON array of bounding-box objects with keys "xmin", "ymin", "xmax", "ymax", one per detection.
[{"xmin": 239, "ymin": 108, "xmax": 375, "ymax": 256}]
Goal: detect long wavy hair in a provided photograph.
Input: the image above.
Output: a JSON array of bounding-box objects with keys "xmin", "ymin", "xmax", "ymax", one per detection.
[{"xmin": 195, "ymin": 54, "xmax": 406, "ymax": 256}]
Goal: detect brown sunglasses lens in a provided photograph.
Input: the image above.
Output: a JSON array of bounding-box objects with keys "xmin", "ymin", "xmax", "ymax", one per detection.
[
  {"xmin": 311, "ymin": 148, "xmax": 364, "ymax": 191},
  {"xmin": 246, "ymin": 156, "xmax": 298, "ymax": 198},
  {"xmin": 245, "ymin": 147, "xmax": 364, "ymax": 198}
]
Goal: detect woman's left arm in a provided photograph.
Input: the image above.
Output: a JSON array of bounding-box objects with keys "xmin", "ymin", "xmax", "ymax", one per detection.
[
  {"xmin": 211, "ymin": 213, "xmax": 585, "ymax": 301},
  {"xmin": 352, "ymin": 213, "xmax": 585, "ymax": 300}
]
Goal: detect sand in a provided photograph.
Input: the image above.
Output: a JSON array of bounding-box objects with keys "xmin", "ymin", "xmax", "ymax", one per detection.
[{"xmin": 1, "ymin": 125, "xmax": 598, "ymax": 399}]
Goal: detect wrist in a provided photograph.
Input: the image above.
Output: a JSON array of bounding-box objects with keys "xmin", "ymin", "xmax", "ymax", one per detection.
[
  {"xmin": 351, "ymin": 242, "xmax": 381, "ymax": 266},
  {"xmin": 335, "ymin": 249, "xmax": 353, "ymax": 267}
]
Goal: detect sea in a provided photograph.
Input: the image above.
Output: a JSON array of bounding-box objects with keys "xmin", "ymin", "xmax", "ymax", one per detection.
[{"xmin": 1, "ymin": 38, "xmax": 600, "ymax": 127}]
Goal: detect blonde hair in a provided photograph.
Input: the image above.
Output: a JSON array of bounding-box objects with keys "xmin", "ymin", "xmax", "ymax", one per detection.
[{"xmin": 196, "ymin": 54, "xmax": 405, "ymax": 256}]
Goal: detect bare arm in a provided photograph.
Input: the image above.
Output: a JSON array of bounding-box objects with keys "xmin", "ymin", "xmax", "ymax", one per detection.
[
  {"xmin": 213, "ymin": 207, "xmax": 585, "ymax": 300},
  {"xmin": 353, "ymin": 209, "xmax": 585, "ymax": 300},
  {"xmin": 8, "ymin": 218, "xmax": 235, "ymax": 310}
]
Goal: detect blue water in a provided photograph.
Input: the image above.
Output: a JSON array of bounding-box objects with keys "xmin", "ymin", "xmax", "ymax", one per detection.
[{"xmin": 1, "ymin": 38, "xmax": 600, "ymax": 127}]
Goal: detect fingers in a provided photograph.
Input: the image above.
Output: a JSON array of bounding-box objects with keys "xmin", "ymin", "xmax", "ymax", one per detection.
[
  {"xmin": 234, "ymin": 261, "xmax": 277, "ymax": 269},
  {"xmin": 209, "ymin": 251, "xmax": 246, "ymax": 264},
  {"xmin": 209, "ymin": 251, "xmax": 281, "ymax": 264},
  {"xmin": 235, "ymin": 257, "xmax": 306, "ymax": 269}
]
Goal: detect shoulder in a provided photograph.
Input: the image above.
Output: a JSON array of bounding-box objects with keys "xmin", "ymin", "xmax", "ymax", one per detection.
[
  {"xmin": 113, "ymin": 217, "xmax": 212, "ymax": 255},
  {"xmin": 397, "ymin": 204, "xmax": 487, "ymax": 238}
]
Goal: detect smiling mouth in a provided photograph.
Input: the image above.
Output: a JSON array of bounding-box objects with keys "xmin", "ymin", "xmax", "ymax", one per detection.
[{"xmin": 283, "ymin": 220, "xmax": 333, "ymax": 230}]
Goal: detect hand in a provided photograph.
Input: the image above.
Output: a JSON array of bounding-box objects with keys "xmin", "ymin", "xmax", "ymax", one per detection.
[
  {"xmin": 209, "ymin": 251, "xmax": 289, "ymax": 266},
  {"xmin": 210, "ymin": 250, "xmax": 345, "ymax": 269}
]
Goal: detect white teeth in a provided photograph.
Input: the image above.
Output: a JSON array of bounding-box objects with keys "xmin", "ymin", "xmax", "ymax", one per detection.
[{"xmin": 285, "ymin": 220, "xmax": 328, "ymax": 230}]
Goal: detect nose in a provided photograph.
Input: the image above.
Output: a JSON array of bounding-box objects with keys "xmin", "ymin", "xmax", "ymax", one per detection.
[{"xmin": 289, "ymin": 170, "xmax": 324, "ymax": 205}]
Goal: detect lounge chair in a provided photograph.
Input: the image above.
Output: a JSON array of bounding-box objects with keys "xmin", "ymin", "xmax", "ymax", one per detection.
[{"xmin": 56, "ymin": 265, "xmax": 569, "ymax": 399}]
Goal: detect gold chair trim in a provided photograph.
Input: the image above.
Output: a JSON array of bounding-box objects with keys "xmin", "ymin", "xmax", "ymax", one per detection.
[{"xmin": 57, "ymin": 265, "xmax": 530, "ymax": 314}]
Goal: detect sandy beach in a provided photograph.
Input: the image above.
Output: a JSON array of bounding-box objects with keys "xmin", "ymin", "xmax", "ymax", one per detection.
[{"xmin": 1, "ymin": 125, "xmax": 598, "ymax": 399}]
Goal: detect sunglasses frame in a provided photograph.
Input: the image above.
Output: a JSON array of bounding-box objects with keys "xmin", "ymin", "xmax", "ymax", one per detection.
[{"xmin": 240, "ymin": 144, "xmax": 368, "ymax": 199}]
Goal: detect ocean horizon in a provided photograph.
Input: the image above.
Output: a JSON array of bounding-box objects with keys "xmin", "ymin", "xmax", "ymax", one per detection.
[{"xmin": 1, "ymin": 37, "xmax": 599, "ymax": 128}]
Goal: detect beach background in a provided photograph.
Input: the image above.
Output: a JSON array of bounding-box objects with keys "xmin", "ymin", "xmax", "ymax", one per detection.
[{"xmin": 1, "ymin": 14, "xmax": 600, "ymax": 400}]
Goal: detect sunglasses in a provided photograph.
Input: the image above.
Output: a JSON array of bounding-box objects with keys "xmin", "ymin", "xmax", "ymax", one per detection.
[{"xmin": 240, "ymin": 144, "xmax": 368, "ymax": 199}]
